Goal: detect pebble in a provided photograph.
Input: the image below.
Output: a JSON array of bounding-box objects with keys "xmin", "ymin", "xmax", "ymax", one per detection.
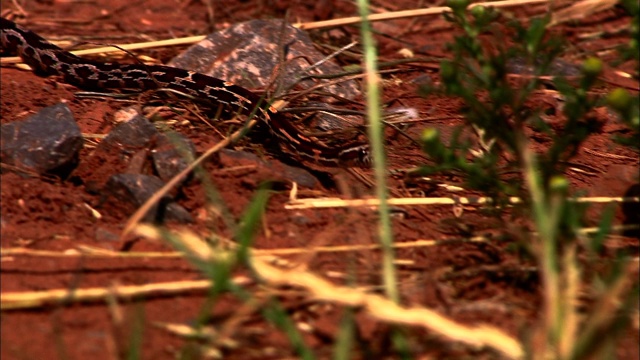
[{"xmin": 1, "ymin": 103, "xmax": 83, "ymax": 178}]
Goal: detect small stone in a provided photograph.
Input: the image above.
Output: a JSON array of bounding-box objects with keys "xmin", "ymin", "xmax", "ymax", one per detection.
[
  {"xmin": 101, "ymin": 111, "xmax": 159, "ymax": 152},
  {"xmin": 588, "ymin": 164, "xmax": 640, "ymax": 237},
  {"xmin": 506, "ymin": 56, "xmax": 581, "ymax": 77},
  {"xmin": 75, "ymin": 111, "xmax": 159, "ymax": 192},
  {"xmin": 95, "ymin": 227, "xmax": 120, "ymax": 242},
  {"xmin": 103, "ymin": 173, "xmax": 193, "ymax": 223},
  {"xmin": 219, "ymin": 149, "xmax": 319, "ymax": 188},
  {"xmin": 1, "ymin": 103, "xmax": 83, "ymax": 178},
  {"xmin": 151, "ymin": 132, "xmax": 197, "ymax": 183},
  {"xmin": 622, "ymin": 184, "xmax": 640, "ymax": 238}
]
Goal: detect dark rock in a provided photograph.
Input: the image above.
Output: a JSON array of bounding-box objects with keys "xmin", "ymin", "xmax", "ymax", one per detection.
[
  {"xmin": 588, "ymin": 164, "xmax": 640, "ymax": 238},
  {"xmin": 220, "ymin": 148, "xmax": 320, "ymax": 189},
  {"xmin": 506, "ymin": 56, "xmax": 581, "ymax": 77},
  {"xmin": 169, "ymin": 19, "xmax": 366, "ymax": 142},
  {"xmin": 101, "ymin": 111, "xmax": 159, "ymax": 153},
  {"xmin": 622, "ymin": 183, "xmax": 640, "ymax": 238},
  {"xmin": 74, "ymin": 110, "xmax": 159, "ymax": 192},
  {"xmin": 151, "ymin": 132, "xmax": 197, "ymax": 183},
  {"xmin": 169, "ymin": 19, "xmax": 360, "ymax": 101},
  {"xmin": 103, "ymin": 173, "xmax": 193, "ymax": 223},
  {"xmin": 1, "ymin": 103, "xmax": 83, "ymax": 178},
  {"xmin": 95, "ymin": 227, "xmax": 120, "ymax": 242}
]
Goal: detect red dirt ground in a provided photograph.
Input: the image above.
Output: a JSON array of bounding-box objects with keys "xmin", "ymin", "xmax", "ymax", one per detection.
[{"xmin": 1, "ymin": 1, "xmax": 638, "ymax": 359}]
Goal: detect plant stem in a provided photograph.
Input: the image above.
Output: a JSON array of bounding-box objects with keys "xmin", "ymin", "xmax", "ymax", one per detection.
[{"xmin": 356, "ymin": 0, "xmax": 398, "ymax": 303}]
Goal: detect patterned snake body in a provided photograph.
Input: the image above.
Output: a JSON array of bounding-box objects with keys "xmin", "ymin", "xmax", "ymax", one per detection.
[{"xmin": 0, "ymin": 18, "xmax": 370, "ymax": 167}]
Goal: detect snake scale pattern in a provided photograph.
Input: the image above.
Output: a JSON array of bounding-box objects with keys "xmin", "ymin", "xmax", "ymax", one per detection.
[{"xmin": 0, "ymin": 18, "xmax": 370, "ymax": 167}]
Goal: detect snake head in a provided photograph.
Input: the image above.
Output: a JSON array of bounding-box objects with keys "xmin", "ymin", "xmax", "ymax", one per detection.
[{"xmin": 339, "ymin": 145, "xmax": 371, "ymax": 167}]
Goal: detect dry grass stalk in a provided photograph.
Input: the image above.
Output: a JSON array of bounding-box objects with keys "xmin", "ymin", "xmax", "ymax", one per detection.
[
  {"xmin": 0, "ymin": 236, "xmax": 489, "ymax": 259},
  {"xmin": 549, "ymin": 0, "xmax": 620, "ymax": 27},
  {"xmin": 285, "ymin": 196, "xmax": 640, "ymax": 209},
  {"xmin": 135, "ymin": 226, "xmax": 525, "ymax": 359},
  {"xmin": 0, "ymin": 279, "xmax": 250, "ymax": 310}
]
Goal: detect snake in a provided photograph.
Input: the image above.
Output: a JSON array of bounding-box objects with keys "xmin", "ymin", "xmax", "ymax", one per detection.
[{"xmin": 0, "ymin": 17, "xmax": 371, "ymax": 167}]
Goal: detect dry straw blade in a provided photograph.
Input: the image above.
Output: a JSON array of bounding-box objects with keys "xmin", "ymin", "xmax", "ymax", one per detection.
[
  {"xmin": 136, "ymin": 226, "xmax": 526, "ymax": 359},
  {"xmin": 548, "ymin": 0, "xmax": 620, "ymax": 27},
  {"xmin": 285, "ymin": 196, "xmax": 640, "ymax": 209}
]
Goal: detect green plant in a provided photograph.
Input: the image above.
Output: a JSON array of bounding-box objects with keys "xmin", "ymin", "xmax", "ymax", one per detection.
[
  {"xmin": 418, "ymin": 1, "xmax": 639, "ymax": 359},
  {"xmin": 418, "ymin": 1, "xmax": 611, "ymax": 201}
]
